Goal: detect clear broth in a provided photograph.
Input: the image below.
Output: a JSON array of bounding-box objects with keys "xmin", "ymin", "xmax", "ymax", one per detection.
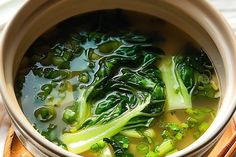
[{"xmin": 16, "ymin": 10, "xmax": 219, "ymax": 157}]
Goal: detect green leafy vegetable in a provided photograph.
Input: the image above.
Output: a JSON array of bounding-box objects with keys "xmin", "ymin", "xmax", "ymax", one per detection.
[
  {"xmin": 160, "ymin": 56, "xmax": 192, "ymax": 110},
  {"xmin": 159, "ymin": 46, "xmax": 219, "ymax": 111},
  {"xmin": 62, "ymin": 93, "xmax": 152, "ymax": 153},
  {"xmin": 112, "ymin": 134, "xmax": 129, "ymax": 149},
  {"xmin": 103, "ymin": 138, "xmax": 133, "ymax": 157},
  {"xmin": 103, "ymin": 134, "xmax": 133, "ymax": 157},
  {"xmin": 60, "ymin": 32, "xmax": 165, "ymax": 154}
]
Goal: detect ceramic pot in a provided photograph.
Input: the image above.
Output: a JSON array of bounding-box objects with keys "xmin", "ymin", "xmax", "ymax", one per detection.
[{"xmin": 0, "ymin": 0, "xmax": 236, "ymax": 156}]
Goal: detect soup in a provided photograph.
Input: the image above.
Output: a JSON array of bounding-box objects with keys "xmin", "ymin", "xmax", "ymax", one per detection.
[{"xmin": 15, "ymin": 10, "xmax": 220, "ymax": 157}]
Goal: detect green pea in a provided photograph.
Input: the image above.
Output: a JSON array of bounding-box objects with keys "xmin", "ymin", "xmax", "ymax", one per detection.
[{"xmin": 34, "ymin": 106, "xmax": 56, "ymax": 122}]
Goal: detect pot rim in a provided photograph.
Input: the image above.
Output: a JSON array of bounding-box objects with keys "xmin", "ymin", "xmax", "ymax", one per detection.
[{"xmin": 0, "ymin": 0, "xmax": 236, "ymax": 156}]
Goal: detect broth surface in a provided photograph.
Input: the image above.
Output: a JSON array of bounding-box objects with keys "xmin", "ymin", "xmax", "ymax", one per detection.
[{"xmin": 15, "ymin": 10, "xmax": 219, "ymax": 157}]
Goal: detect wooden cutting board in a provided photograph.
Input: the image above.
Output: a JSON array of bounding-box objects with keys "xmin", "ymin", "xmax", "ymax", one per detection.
[{"xmin": 3, "ymin": 119, "xmax": 236, "ymax": 157}]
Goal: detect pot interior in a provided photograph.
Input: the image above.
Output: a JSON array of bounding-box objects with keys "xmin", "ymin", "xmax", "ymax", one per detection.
[{"xmin": 2, "ymin": 0, "xmax": 233, "ymax": 157}]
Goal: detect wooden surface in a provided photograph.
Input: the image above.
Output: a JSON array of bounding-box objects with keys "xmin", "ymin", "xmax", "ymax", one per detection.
[
  {"xmin": 4, "ymin": 127, "xmax": 32, "ymax": 157},
  {"xmin": 208, "ymin": 119, "xmax": 236, "ymax": 157},
  {"xmin": 3, "ymin": 119, "xmax": 236, "ymax": 157}
]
